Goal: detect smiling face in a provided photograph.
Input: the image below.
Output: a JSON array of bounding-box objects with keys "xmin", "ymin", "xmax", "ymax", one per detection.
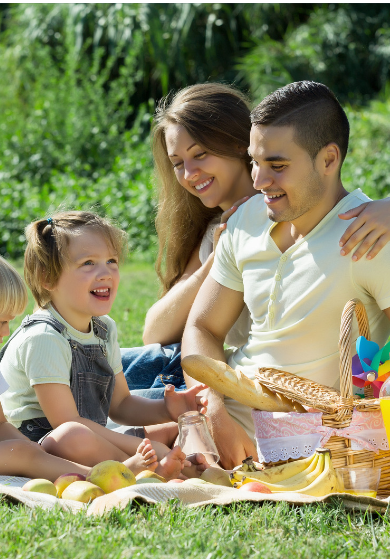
[
  {"xmin": 0, "ymin": 314, "xmax": 15, "ymax": 343},
  {"xmin": 165, "ymin": 123, "xmax": 253, "ymax": 211},
  {"xmin": 249, "ymin": 125, "xmax": 326, "ymax": 222},
  {"xmin": 48, "ymin": 229, "xmax": 120, "ymax": 333},
  {"xmin": 249, "ymin": 124, "xmax": 327, "ymax": 225}
]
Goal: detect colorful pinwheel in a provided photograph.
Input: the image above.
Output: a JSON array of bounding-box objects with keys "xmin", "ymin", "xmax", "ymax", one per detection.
[{"xmin": 352, "ymin": 337, "xmax": 390, "ymax": 398}]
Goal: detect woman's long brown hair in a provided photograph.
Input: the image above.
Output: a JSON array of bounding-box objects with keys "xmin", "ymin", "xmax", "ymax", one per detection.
[{"xmin": 152, "ymin": 83, "xmax": 252, "ymax": 295}]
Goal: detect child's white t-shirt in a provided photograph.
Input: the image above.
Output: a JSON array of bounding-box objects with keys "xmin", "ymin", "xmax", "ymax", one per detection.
[{"xmin": 0, "ymin": 305, "xmax": 122, "ymax": 428}]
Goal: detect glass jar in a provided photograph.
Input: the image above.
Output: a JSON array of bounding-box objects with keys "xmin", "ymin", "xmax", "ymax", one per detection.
[{"xmin": 178, "ymin": 411, "xmax": 220, "ymax": 465}]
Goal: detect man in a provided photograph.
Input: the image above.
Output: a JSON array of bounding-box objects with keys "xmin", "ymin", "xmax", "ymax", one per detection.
[{"xmin": 181, "ymin": 81, "xmax": 390, "ymax": 470}]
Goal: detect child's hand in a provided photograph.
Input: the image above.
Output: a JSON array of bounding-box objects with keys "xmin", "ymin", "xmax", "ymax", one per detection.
[{"xmin": 164, "ymin": 383, "xmax": 208, "ymax": 422}]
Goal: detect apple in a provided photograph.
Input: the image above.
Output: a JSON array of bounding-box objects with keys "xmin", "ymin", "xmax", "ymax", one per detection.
[
  {"xmin": 239, "ymin": 481, "xmax": 272, "ymax": 494},
  {"xmin": 86, "ymin": 460, "xmax": 136, "ymax": 493},
  {"xmin": 54, "ymin": 473, "xmax": 86, "ymax": 498},
  {"xmin": 167, "ymin": 479, "xmax": 185, "ymax": 484},
  {"xmin": 61, "ymin": 480, "xmax": 105, "ymax": 503},
  {"xmin": 22, "ymin": 478, "xmax": 57, "ymax": 497}
]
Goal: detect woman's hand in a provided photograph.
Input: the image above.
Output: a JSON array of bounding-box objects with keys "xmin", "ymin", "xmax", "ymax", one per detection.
[
  {"xmin": 213, "ymin": 196, "xmax": 250, "ymax": 252},
  {"xmin": 338, "ymin": 199, "xmax": 390, "ymax": 261},
  {"xmin": 164, "ymin": 383, "xmax": 208, "ymax": 422}
]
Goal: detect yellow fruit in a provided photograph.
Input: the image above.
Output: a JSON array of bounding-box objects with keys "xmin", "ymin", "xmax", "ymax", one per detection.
[
  {"xmin": 62, "ymin": 480, "xmax": 105, "ymax": 503},
  {"xmin": 233, "ymin": 452, "xmax": 317, "ymax": 484},
  {"xmin": 54, "ymin": 473, "xmax": 86, "ymax": 498},
  {"xmin": 236, "ymin": 453, "xmax": 324, "ymax": 493},
  {"xmin": 136, "ymin": 478, "xmax": 165, "ymax": 484},
  {"xmin": 200, "ymin": 468, "xmax": 232, "ymax": 487},
  {"xmin": 183, "ymin": 478, "xmax": 211, "ymax": 486},
  {"xmin": 86, "ymin": 460, "xmax": 136, "ymax": 493},
  {"xmin": 22, "ymin": 478, "xmax": 57, "ymax": 497},
  {"xmin": 135, "ymin": 471, "xmax": 166, "ymax": 483},
  {"xmin": 295, "ymin": 450, "xmax": 339, "ymax": 497}
]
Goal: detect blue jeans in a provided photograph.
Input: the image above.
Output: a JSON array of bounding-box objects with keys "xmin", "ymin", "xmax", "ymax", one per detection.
[{"xmin": 121, "ymin": 343, "xmax": 186, "ymax": 399}]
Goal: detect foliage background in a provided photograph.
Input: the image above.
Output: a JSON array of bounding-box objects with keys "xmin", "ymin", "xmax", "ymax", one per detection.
[{"xmin": 1, "ymin": 3, "xmax": 390, "ymax": 258}]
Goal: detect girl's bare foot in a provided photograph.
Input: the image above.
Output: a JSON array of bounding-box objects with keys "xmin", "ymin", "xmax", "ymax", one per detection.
[
  {"xmin": 181, "ymin": 452, "xmax": 210, "ymax": 479},
  {"xmin": 123, "ymin": 438, "xmax": 158, "ymax": 475},
  {"xmin": 155, "ymin": 446, "xmax": 189, "ymax": 480}
]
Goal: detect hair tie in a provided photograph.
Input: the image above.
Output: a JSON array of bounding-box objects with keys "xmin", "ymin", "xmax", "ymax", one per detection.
[{"xmin": 47, "ymin": 218, "xmax": 53, "ymax": 224}]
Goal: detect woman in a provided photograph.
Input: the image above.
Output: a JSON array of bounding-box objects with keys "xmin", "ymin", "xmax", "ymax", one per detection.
[{"xmin": 121, "ymin": 83, "xmax": 390, "ymax": 397}]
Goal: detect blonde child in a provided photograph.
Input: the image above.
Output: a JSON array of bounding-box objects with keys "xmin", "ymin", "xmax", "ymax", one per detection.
[
  {"xmin": 0, "ymin": 255, "xmax": 119, "ymax": 481},
  {"xmin": 0, "ymin": 212, "xmax": 208, "ymax": 479}
]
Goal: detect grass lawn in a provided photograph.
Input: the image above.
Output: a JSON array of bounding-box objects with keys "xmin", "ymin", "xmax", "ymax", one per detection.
[{"xmin": 2, "ymin": 259, "xmax": 390, "ymax": 558}]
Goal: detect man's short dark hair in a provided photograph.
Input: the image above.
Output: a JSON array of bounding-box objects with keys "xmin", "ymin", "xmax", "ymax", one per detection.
[{"xmin": 250, "ymin": 81, "xmax": 349, "ymax": 164}]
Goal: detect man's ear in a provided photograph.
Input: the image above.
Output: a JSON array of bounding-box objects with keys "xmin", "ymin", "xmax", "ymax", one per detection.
[{"xmin": 321, "ymin": 143, "xmax": 341, "ymax": 175}]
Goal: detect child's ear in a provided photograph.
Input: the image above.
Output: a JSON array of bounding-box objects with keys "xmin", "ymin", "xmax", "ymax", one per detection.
[
  {"xmin": 42, "ymin": 283, "xmax": 54, "ymax": 292},
  {"xmin": 41, "ymin": 271, "xmax": 55, "ymax": 292}
]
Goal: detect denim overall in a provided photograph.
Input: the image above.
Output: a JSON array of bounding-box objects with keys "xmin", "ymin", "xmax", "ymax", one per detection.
[{"xmin": 0, "ymin": 313, "xmax": 115, "ymax": 442}]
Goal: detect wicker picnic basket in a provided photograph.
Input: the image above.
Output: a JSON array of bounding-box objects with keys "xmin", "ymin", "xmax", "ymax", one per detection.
[{"xmin": 255, "ymin": 298, "xmax": 390, "ymax": 498}]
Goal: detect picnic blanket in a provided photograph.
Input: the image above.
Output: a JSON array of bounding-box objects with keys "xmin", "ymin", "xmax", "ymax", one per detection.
[{"xmin": 0, "ymin": 477, "xmax": 389, "ymax": 514}]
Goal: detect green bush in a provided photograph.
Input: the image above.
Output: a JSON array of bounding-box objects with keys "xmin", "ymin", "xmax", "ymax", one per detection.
[
  {"xmin": 0, "ymin": 132, "xmax": 155, "ymax": 258},
  {"xmin": 0, "ymin": 5, "xmax": 156, "ymax": 258},
  {"xmin": 238, "ymin": 4, "xmax": 390, "ymax": 104},
  {"xmin": 0, "ymin": 3, "xmax": 389, "ymax": 260},
  {"xmin": 343, "ymin": 97, "xmax": 390, "ymax": 199}
]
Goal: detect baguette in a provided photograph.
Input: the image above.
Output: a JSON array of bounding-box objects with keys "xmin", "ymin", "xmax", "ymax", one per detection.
[{"xmin": 181, "ymin": 354, "xmax": 306, "ymax": 413}]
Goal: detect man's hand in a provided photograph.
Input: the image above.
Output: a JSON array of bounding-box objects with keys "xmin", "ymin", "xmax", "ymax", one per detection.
[
  {"xmin": 210, "ymin": 413, "xmax": 258, "ymax": 470},
  {"xmin": 205, "ymin": 389, "xmax": 258, "ymax": 470},
  {"xmin": 164, "ymin": 383, "xmax": 208, "ymax": 422}
]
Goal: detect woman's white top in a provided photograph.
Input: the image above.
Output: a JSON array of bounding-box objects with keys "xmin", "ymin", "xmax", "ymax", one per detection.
[
  {"xmin": 0, "ymin": 370, "xmax": 9, "ymax": 396},
  {"xmin": 199, "ymin": 217, "xmax": 251, "ymax": 348}
]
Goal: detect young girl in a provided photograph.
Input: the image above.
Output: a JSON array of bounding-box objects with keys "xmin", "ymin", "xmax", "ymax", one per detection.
[
  {"xmin": 121, "ymin": 82, "xmax": 390, "ymax": 396},
  {"xmin": 0, "ymin": 212, "xmax": 208, "ymax": 479},
  {"xmin": 0, "ymin": 254, "xmax": 132, "ymax": 482}
]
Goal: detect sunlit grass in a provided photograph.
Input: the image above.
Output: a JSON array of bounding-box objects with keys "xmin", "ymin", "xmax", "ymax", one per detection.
[
  {"xmin": 1, "ymin": 499, "xmax": 390, "ymax": 558},
  {"xmin": 5, "ymin": 259, "xmax": 390, "ymax": 558}
]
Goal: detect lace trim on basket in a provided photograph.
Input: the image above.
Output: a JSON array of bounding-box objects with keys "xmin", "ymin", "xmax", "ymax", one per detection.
[
  {"xmin": 256, "ymin": 434, "xmax": 323, "ymax": 463},
  {"xmin": 350, "ymin": 429, "xmax": 389, "ymax": 451},
  {"xmin": 252, "ymin": 409, "xmax": 390, "ymax": 462}
]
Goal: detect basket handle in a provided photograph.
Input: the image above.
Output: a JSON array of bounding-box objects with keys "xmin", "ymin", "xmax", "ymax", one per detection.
[{"xmin": 339, "ymin": 298, "xmax": 370, "ymax": 400}]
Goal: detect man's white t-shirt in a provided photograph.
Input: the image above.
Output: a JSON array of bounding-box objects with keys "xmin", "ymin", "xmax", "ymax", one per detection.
[{"xmin": 211, "ymin": 190, "xmax": 390, "ymax": 441}]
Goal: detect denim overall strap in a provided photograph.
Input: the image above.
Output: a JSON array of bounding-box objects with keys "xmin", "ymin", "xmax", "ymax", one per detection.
[
  {"xmin": 0, "ymin": 313, "xmax": 65, "ymax": 364},
  {"xmin": 69, "ymin": 317, "xmax": 115, "ymax": 427},
  {"xmin": 22, "ymin": 313, "xmax": 66, "ymax": 332},
  {"xmin": 15, "ymin": 314, "xmax": 66, "ymax": 441},
  {"xmin": 91, "ymin": 317, "xmax": 108, "ymax": 341},
  {"xmin": 16, "ymin": 314, "xmax": 115, "ymax": 437}
]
